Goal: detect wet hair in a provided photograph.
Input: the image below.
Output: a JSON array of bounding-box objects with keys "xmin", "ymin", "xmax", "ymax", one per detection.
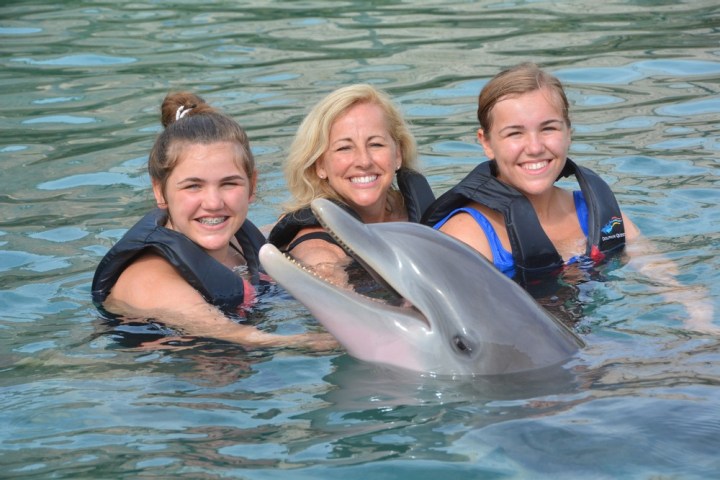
[
  {"xmin": 477, "ymin": 62, "xmax": 571, "ymax": 136},
  {"xmin": 148, "ymin": 91, "xmax": 255, "ymax": 199},
  {"xmin": 283, "ymin": 83, "xmax": 418, "ymax": 212}
]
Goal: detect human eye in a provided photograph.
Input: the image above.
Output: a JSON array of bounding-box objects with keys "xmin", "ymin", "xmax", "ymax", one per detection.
[
  {"xmin": 543, "ymin": 121, "xmax": 564, "ymax": 132},
  {"xmin": 222, "ymin": 176, "xmax": 246, "ymax": 188},
  {"xmin": 368, "ymin": 135, "xmax": 389, "ymax": 147}
]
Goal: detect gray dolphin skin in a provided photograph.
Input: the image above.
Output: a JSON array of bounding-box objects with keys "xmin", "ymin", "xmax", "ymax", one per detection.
[{"xmin": 259, "ymin": 198, "xmax": 584, "ymax": 377}]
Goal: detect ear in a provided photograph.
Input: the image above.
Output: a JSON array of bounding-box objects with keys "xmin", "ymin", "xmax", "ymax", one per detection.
[
  {"xmin": 395, "ymin": 143, "xmax": 402, "ymax": 171},
  {"xmin": 477, "ymin": 128, "xmax": 495, "ymax": 160},
  {"xmin": 152, "ymin": 180, "xmax": 167, "ymax": 208},
  {"xmin": 315, "ymin": 159, "xmax": 327, "ymax": 180}
]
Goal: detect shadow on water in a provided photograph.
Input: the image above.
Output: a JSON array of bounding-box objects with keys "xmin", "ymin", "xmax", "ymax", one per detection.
[
  {"xmin": 279, "ymin": 331, "xmax": 720, "ymax": 474},
  {"xmin": 259, "ymin": 352, "xmax": 581, "ymax": 467}
]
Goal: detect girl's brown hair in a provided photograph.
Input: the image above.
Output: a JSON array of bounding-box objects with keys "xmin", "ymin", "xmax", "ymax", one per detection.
[
  {"xmin": 149, "ymin": 92, "xmax": 255, "ymax": 198},
  {"xmin": 477, "ymin": 62, "xmax": 570, "ymax": 136}
]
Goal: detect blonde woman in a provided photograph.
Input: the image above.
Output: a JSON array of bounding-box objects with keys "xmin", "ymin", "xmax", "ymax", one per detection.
[{"xmin": 269, "ymin": 84, "xmax": 434, "ymax": 280}]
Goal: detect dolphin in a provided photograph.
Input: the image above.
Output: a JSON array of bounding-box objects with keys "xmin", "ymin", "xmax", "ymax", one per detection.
[{"xmin": 259, "ymin": 198, "xmax": 584, "ymax": 377}]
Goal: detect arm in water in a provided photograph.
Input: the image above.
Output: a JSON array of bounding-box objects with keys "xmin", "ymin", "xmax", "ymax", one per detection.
[
  {"xmin": 624, "ymin": 216, "xmax": 715, "ymax": 333},
  {"xmin": 106, "ymin": 253, "xmax": 339, "ymax": 350}
]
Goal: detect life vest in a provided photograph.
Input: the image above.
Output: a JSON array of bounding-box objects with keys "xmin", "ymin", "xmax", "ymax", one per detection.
[
  {"xmin": 422, "ymin": 159, "xmax": 626, "ymax": 282},
  {"xmin": 268, "ymin": 167, "xmax": 436, "ymax": 249},
  {"xmin": 91, "ymin": 208, "xmax": 267, "ymax": 312}
]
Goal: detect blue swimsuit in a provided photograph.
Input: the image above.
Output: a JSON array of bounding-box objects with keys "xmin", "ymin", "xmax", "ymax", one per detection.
[{"xmin": 434, "ymin": 191, "xmax": 589, "ymax": 278}]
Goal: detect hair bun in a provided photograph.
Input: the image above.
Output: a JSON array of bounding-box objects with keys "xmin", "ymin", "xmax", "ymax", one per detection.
[{"xmin": 160, "ymin": 92, "xmax": 209, "ymax": 128}]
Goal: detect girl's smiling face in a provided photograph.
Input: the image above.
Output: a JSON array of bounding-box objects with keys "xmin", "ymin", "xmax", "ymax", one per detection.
[
  {"xmin": 478, "ymin": 87, "xmax": 571, "ymax": 197},
  {"xmin": 153, "ymin": 141, "xmax": 256, "ymax": 264}
]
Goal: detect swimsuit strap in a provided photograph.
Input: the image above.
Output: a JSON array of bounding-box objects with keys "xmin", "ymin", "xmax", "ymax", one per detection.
[{"xmin": 285, "ymin": 231, "xmax": 337, "ymax": 253}]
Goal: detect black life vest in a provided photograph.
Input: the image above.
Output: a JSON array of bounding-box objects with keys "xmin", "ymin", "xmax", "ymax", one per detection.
[
  {"xmin": 91, "ymin": 208, "xmax": 266, "ymax": 312},
  {"xmin": 268, "ymin": 167, "xmax": 435, "ymax": 249},
  {"xmin": 422, "ymin": 159, "xmax": 626, "ymax": 280}
]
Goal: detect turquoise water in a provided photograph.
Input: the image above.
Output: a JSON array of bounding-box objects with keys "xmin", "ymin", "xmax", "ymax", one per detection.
[{"xmin": 2, "ymin": 1, "xmax": 720, "ymax": 478}]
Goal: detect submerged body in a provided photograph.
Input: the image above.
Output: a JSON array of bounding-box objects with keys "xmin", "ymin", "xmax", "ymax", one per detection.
[{"xmin": 260, "ymin": 198, "xmax": 584, "ymax": 377}]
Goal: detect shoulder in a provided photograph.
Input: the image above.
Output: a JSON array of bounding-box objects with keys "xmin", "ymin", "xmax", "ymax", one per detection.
[
  {"xmin": 107, "ymin": 253, "xmax": 204, "ymax": 310},
  {"xmin": 439, "ymin": 202, "xmax": 493, "ymax": 233},
  {"xmin": 437, "ymin": 202, "xmax": 495, "ymax": 259},
  {"xmin": 621, "ymin": 211, "xmax": 641, "ymax": 242},
  {"xmin": 268, "ymin": 207, "xmax": 318, "ymax": 248},
  {"xmin": 288, "ymin": 227, "xmax": 347, "ymax": 266}
]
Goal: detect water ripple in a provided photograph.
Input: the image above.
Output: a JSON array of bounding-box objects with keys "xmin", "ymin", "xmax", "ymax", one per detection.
[{"xmin": 12, "ymin": 54, "xmax": 136, "ymax": 67}]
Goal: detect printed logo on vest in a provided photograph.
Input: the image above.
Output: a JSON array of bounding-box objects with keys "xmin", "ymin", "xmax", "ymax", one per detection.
[{"xmin": 601, "ymin": 216, "xmax": 625, "ymax": 242}]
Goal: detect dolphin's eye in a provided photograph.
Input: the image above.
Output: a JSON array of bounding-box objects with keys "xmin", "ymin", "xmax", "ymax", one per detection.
[{"xmin": 453, "ymin": 336, "xmax": 473, "ymax": 355}]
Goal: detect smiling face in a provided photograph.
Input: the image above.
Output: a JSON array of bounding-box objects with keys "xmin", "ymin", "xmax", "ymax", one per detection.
[
  {"xmin": 478, "ymin": 87, "xmax": 571, "ymax": 198},
  {"xmin": 152, "ymin": 141, "xmax": 256, "ymax": 264},
  {"xmin": 315, "ymin": 102, "xmax": 402, "ymax": 222}
]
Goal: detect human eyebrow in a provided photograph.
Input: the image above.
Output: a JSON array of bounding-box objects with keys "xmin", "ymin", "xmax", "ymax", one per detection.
[
  {"xmin": 498, "ymin": 119, "xmax": 564, "ymax": 135},
  {"xmin": 541, "ymin": 119, "xmax": 564, "ymax": 127},
  {"xmin": 330, "ymin": 137, "xmax": 353, "ymax": 146},
  {"xmin": 368, "ymin": 134, "xmax": 389, "ymax": 142},
  {"xmin": 177, "ymin": 175, "xmax": 247, "ymax": 185},
  {"xmin": 220, "ymin": 175, "xmax": 248, "ymax": 183}
]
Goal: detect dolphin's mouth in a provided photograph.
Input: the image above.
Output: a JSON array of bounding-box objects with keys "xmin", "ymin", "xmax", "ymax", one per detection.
[
  {"xmin": 270, "ymin": 204, "xmax": 428, "ymax": 324},
  {"xmin": 278, "ymin": 242, "xmax": 417, "ymax": 311},
  {"xmin": 314, "ymin": 209, "xmax": 407, "ymax": 303}
]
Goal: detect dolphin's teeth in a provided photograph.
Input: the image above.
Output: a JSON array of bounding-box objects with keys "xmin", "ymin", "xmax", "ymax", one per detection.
[
  {"xmin": 281, "ymin": 252, "xmax": 398, "ymax": 306},
  {"xmin": 281, "ymin": 252, "xmax": 337, "ymax": 284},
  {"xmin": 318, "ymin": 219, "xmax": 356, "ymax": 262}
]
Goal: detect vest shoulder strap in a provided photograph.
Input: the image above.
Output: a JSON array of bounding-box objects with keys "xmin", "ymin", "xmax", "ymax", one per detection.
[
  {"xmin": 396, "ymin": 168, "xmax": 435, "ymax": 222},
  {"xmin": 572, "ymin": 162, "xmax": 625, "ymax": 256}
]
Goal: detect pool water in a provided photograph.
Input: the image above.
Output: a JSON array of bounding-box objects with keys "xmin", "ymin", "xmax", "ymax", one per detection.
[{"xmin": 2, "ymin": 1, "xmax": 719, "ymax": 478}]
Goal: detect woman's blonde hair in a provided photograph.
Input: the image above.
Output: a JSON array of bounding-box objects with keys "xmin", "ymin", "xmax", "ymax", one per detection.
[{"xmin": 283, "ymin": 84, "xmax": 418, "ymax": 212}]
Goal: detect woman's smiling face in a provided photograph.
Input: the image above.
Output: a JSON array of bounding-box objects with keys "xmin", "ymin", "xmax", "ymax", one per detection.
[
  {"xmin": 315, "ymin": 102, "xmax": 401, "ymax": 222},
  {"xmin": 153, "ymin": 141, "xmax": 255, "ymax": 263}
]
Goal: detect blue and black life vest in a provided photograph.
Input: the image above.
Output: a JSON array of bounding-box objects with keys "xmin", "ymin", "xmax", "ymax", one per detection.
[
  {"xmin": 422, "ymin": 159, "xmax": 626, "ymax": 281},
  {"xmin": 268, "ymin": 167, "xmax": 435, "ymax": 249},
  {"xmin": 91, "ymin": 208, "xmax": 266, "ymax": 312}
]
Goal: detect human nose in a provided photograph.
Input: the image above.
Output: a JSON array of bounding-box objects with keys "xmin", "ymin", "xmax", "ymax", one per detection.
[
  {"xmin": 525, "ymin": 132, "xmax": 545, "ymax": 155},
  {"xmin": 202, "ymin": 187, "xmax": 224, "ymax": 210},
  {"xmin": 354, "ymin": 146, "xmax": 373, "ymax": 168}
]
